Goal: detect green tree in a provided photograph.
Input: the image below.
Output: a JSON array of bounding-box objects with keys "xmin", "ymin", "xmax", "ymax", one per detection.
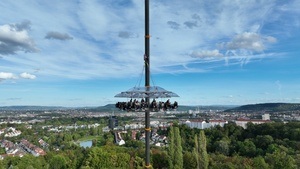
[
  {"xmin": 183, "ymin": 151, "xmax": 197, "ymax": 169},
  {"xmin": 265, "ymin": 150, "xmax": 297, "ymax": 169},
  {"xmin": 194, "ymin": 130, "xmax": 209, "ymax": 169},
  {"xmin": 200, "ymin": 130, "xmax": 209, "ymax": 169},
  {"xmin": 63, "ymin": 133, "xmax": 72, "ymax": 142},
  {"xmin": 168, "ymin": 126, "xmax": 175, "ymax": 169},
  {"xmin": 134, "ymin": 156, "xmax": 145, "ymax": 169},
  {"xmin": 174, "ymin": 127, "xmax": 183, "ymax": 169},
  {"xmin": 238, "ymin": 139, "xmax": 257, "ymax": 157},
  {"xmin": 214, "ymin": 139, "xmax": 230, "ymax": 155},
  {"xmin": 168, "ymin": 126, "xmax": 183, "ymax": 169},
  {"xmin": 0, "ymin": 147, "xmax": 6, "ymax": 154},
  {"xmin": 89, "ymin": 127, "xmax": 97, "ymax": 136},
  {"xmin": 83, "ymin": 146, "xmax": 131, "ymax": 168},
  {"xmin": 26, "ymin": 166, "xmax": 35, "ymax": 169},
  {"xmin": 255, "ymin": 135, "xmax": 274, "ymax": 150},
  {"xmin": 49, "ymin": 155, "xmax": 67, "ymax": 169},
  {"xmin": 103, "ymin": 132, "xmax": 114, "ymax": 145},
  {"xmin": 8, "ymin": 165, "xmax": 19, "ymax": 169},
  {"xmin": 252, "ymin": 156, "xmax": 269, "ymax": 169},
  {"xmin": 1, "ymin": 155, "xmax": 47, "ymax": 169},
  {"xmin": 151, "ymin": 149, "xmax": 168, "ymax": 169}
]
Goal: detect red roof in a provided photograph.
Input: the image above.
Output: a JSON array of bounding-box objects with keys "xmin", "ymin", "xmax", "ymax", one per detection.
[
  {"xmin": 236, "ymin": 119, "xmax": 271, "ymax": 122},
  {"xmin": 209, "ymin": 120, "xmax": 227, "ymax": 123}
]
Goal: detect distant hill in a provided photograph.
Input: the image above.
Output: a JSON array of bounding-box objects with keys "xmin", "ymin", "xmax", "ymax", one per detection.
[
  {"xmin": 224, "ymin": 103, "xmax": 300, "ymax": 112},
  {"xmin": 176, "ymin": 105, "xmax": 237, "ymax": 112},
  {"xmin": 0, "ymin": 106, "xmax": 67, "ymax": 111}
]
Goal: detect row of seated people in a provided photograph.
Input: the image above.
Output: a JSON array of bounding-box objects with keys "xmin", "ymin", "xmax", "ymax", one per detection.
[{"xmin": 115, "ymin": 99, "xmax": 178, "ymax": 111}]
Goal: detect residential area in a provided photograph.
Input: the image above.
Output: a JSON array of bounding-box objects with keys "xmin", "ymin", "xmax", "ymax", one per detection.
[{"xmin": 0, "ymin": 103, "xmax": 299, "ymax": 168}]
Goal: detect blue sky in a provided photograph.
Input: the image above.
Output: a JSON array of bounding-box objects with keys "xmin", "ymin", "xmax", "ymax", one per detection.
[{"xmin": 0, "ymin": 0, "xmax": 300, "ymax": 107}]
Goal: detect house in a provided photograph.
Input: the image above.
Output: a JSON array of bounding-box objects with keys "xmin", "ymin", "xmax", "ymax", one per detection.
[
  {"xmin": 19, "ymin": 139, "xmax": 46, "ymax": 156},
  {"xmin": 1, "ymin": 140, "xmax": 26, "ymax": 157}
]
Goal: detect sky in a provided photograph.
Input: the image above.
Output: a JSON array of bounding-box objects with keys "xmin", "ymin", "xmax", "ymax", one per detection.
[{"xmin": 0, "ymin": 0, "xmax": 300, "ymax": 107}]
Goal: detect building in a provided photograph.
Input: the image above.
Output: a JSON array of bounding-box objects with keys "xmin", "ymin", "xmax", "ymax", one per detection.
[
  {"xmin": 109, "ymin": 116, "xmax": 118, "ymax": 130},
  {"xmin": 209, "ymin": 120, "xmax": 228, "ymax": 127},
  {"xmin": 185, "ymin": 119, "xmax": 228, "ymax": 129},
  {"xmin": 114, "ymin": 132, "xmax": 125, "ymax": 146},
  {"xmin": 235, "ymin": 119, "xmax": 271, "ymax": 129},
  {"xmin": 262, "ymin": 113, "xmax": 270, "ymax": 120},
  {"xmin": 19, "ymin": 139, "xmax": 46, "ymax": 156},
  {"xmin": 186, "ymin": 119, "xmax": 208, "ymax": 129}
]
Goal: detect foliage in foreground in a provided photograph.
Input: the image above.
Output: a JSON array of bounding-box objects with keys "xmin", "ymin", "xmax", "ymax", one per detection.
[{"xmin": 0, "ymin": 121, "xmax": 299, "ymax": 169}]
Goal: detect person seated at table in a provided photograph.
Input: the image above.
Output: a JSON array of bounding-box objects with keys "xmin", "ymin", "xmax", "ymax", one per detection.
[
  {"xmin": 173, "ymin": 101, "xmax": 178, "ymax": 109},
  {"xmin": 150, "ymin": 99, "xmax": 157, "ymax": 110}
]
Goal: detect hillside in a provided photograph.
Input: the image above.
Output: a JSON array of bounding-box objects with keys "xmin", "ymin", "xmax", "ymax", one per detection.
[
  {"xmin": 224, "ymin": 103, "xmax": 300, "ymax": 112},
  {"xmin": 0, "ymin": 106, "xmax": 67, "ymax": 111}
]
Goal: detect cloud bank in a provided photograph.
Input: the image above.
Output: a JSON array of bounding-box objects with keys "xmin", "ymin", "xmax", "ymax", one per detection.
[{"xmin": 0, "ymin": 0, "xmax": 298, "ymax": 80}]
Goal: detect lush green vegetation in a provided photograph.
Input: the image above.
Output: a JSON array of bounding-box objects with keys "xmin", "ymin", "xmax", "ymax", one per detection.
[{"xmin": 0, "ymin": 118, "xmax": 299, "ymax": 169}]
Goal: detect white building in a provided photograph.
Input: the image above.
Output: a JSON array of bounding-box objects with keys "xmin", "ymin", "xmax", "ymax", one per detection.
[
  {"xmin": 209, "ymin": 120, "xmax": 228, "ymax": 127},
  {"xmin": 186, "ymin": 119, "xmax": 228, "ymax": 129},
  {"xmin": 262, "ymin": 114, "xmax": 270, "ymax": 120},
  {"xmin": 186, "ymin": 120, "xmax": 208, "ymax": 129},
  {"xmin": 235, "ymin": 119, "xmax": 271, "ymax": 129}
]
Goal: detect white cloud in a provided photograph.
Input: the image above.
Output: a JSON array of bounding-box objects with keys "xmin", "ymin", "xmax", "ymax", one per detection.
[
  {"xmin": 20, "ymin": 72, "xmax": 36, "ymax": 79},
  {"xmin": 219, "ymin": 32, "xmax": 277, "ymax": 52},
  {"xmin": 190, "ymin": 50, "xmax": 223, "ymax": 58},
  {"xmin": 0, "ymin": 21, "xmax": 38, "ymax": 55},
  {"xmin": 0, "ymin": 72, "xmax": 17, "ymax": 80}
]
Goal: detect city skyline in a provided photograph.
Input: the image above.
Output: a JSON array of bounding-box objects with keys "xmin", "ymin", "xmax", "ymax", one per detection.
[{"xmin": 0, "ymin": 0, "xmax": 300, "ymax": 107}]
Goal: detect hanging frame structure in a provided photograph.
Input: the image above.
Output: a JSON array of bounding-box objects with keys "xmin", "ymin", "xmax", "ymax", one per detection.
[{"xmin": 114, "ymin": 86, "xmax": 179, "ymax": 99}]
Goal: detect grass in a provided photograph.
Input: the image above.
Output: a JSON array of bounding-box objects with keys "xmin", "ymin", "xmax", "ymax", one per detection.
[{"xmin": 77, "ymin": 135, "xmax": 102, "ymax": 142}]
